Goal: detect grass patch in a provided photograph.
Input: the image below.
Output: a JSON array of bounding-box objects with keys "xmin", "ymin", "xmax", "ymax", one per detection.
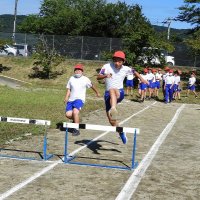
[{"xmin": 0, "ymin": 86, "xmax": 104, "ymax": 145}]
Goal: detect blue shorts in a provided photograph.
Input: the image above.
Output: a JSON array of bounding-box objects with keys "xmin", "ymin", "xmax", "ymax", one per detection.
[
  {"xmin": 126, "ymin": 80, "xmax": 134, "ymax": 87},
  {"xmin": 66, "ymin": 99, "xmax": 84, "ymax": 112},
  {"xmin": 188, "ymin": 85, "xmax": 195, "ymax": 91},
  {"xmin": 147, "ymin": 80, "xmax": 153, "ymax": 88},
  {"xmin": 174, "ymin": 84, "xmax": 179, "ymax": 92},
  {"xmin": 155, "ymin": 81, "xmax": 160, "ymax": 89},
  {"xmin": 104, "ymin": 89, "xmax": 124, "ymax": 112},
  {"xmin": 139, "ymin": 83, "xmax": 147, "ymax": 91},
  {"xmin": 152, "ymin": 82, "xmax": 156, "ymax": 89}
]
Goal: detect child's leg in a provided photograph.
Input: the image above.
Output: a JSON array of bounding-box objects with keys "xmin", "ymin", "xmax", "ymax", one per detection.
[
  {"xmin": 72, "ymin": 108, "xmax": 80, "ymax": 123},
  {"xmin": 109, "ymin": 88, "xmax": 120, "ymax": 109},
  {"xmin": 192, "ymin": 90, "xmax": 198, "ymax": 97},
  {"xmin": 186, "ymin": 89, "xmax": 190, "ymax": 97},
  {"xmin": 66, "ymin": 111, "xmax": 73, "ymax": 120}
]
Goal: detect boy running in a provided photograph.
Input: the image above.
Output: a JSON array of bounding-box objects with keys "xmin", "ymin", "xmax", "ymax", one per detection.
[
  {"xmin": 97, "ymin": 51, "xmax": 148, "ymax": 144},
  {"xmin": 64, "ymin": 64, "xmax": 100, "ymax": 136}
]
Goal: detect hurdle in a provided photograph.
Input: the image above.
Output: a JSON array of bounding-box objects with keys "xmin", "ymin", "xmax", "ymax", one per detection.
[
  {"xmin": 63, "ymin": 122, "xmax": 140, "ymax": 170},
  {"xmin": 0, "ymin": 116, "xmax": 52, "ymax": 161}
]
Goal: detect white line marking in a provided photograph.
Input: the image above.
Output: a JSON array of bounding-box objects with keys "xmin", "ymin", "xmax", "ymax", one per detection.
[
  {"xmin": 0, "ymin": 102, "xmax": 156, "ymax": 199},
  {"xmin": 115, "ymin": 104, "xmax": 185, "ymax": 200},
  {"xmin": 0, "ymin": 75, "xmax": 32, "ymax": 85}
]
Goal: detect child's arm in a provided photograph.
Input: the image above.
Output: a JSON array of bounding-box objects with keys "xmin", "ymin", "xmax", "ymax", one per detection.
[
  {"xmin": 64, "ymin": 89, "xmax": 71, "ymax": 104},
  {"xmin": 134, "ymin": 71, "xmax": 149, "ymax": 85},
  {"xmin": 91, "ymin": 84, "xmax": 100, "ymax": 97}
]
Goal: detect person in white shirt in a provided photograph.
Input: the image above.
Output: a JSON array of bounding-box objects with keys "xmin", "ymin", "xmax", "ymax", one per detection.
[
  {"xmin": 125, "ymin": 71, "xmax": 134, "ymax": 96},
  {"xmin": 155, "ymin": 68, "xmax": 163, "ymax": 98},
  {"xmin": 162, "ymin": 67, "xmax": 170, "ymax": 99},
  {"xmin": 164, "ymin": 69, "xmax": 175, "ymax": 103},
  {"xmin": 64, "ymin": 64, "xmax": 100, "ymax": 136},
  {"xmin": 97, "ymin": 51, "xmax": 148, "ymax": 144},
  {"xmin": 138, "ymin": 68, "xmax": 148, "ymax": 102},
  {"xmin": 186, "ymin": 72, "xmax": 198, "ymax": 98},
  {"xmin": 146, "ymin": 68, "xmax": 154, "ymax": 99},
  {"xmin": 173, "ymin": 71, "xmax": 181, "ymax": 100}
]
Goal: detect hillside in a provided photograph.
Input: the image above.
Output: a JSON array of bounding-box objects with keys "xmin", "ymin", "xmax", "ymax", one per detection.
[
  {"xmin": 0, "ymin": 14, "xmax": 27, "ymax": 32},
  {"xmin": 0, "ymin": 14, "xmax": 191, "ymax": 34}
]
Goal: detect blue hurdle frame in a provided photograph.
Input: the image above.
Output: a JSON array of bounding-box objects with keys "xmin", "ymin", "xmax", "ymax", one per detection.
[
  {"xmin": 63, "ymin": 127, "xmax": 138, "ymax": 171},
  {"xmin": 0, "ymin": 117, "xmax": 53, "ymax": 161}
]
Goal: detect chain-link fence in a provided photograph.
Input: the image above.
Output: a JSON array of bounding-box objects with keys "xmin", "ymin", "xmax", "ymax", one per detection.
[
  {"xmin": 0, "ymin": 32, "xmax": 122, "ymax": 61},
  {"xmin": 0, "ymin": 32, "xmax": 199, "ymax": 67}
]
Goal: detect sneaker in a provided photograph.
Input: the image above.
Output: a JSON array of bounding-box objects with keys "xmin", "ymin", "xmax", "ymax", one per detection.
[
  {"xmin": 195, "ymin": 96, "xmax": 198, "ymax": 98},
  {"xmin": 119, "ymin": 132, "xmax": 127, "ymax": 144},
  {"xmin": 109, "ymin": 107, "xmax": 118, "ymax": 120},
  {"xmin": 72, "ymin": 129, "xmax": 80, "ymax": 136}
]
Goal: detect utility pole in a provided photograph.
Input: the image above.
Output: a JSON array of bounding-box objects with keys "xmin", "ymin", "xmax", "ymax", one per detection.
[
  {"xmin": 12, "ymin": 0, "xmax": 19, "ymax": 44},
  {"xmin": 162, "ymin": 18, "xmax": 172, "ymax": 41}
]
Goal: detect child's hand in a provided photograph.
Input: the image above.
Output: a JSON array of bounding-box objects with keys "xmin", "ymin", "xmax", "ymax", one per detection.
[
  {"xmin": 96, "ymin": 92, "xmax": 101, "ymax": 97},
  {"xmin": 64, "ymin": 98, "xmax": 68, "ymax": 104},
  {"xmin": 106, "ymin": 73, "xmax": 112, "ymax": 78}
]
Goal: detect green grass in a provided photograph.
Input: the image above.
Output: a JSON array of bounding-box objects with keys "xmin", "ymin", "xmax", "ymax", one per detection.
[{"xmin": 0, "ymin": 85, "xmax": 104, "ymax": 145}]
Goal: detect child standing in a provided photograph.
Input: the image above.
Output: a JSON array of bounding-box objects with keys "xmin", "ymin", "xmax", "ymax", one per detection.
[
  {"xmin": 173, "ymin": 71, "xmax": 181, "ymax": 100},
  {"xmin": 64, "ymin": 64, "xmax": 100, "ymax": 136},
  {"xmin": 125, "ymin": 70, "xmax": 134, "ymax": 96},
  {"xmin": 186, "ymin": 72, "xmax": 198, "ymax": 98},
  {"xmin": 164, "ymin": 69, "xmax": 175, "ymax": 103}
]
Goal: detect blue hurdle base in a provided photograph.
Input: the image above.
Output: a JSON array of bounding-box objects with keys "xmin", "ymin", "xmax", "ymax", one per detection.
[
  {"xmin": 0, "ymin": 134, "xmax": 53, "ymax": 161},
  {"xmin": 66, "ymin": 160, "xmax": 138, "ymax": 171},
  {"xmin": 63, "ymin": 127, "xmax": 139, "ymax": 171}
]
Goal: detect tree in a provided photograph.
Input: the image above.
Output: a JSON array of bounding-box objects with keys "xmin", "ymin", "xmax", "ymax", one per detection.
[
  {"xmin": 121, "ymin": 4, "xmax": 174, "ymax": 65},
  {"xmin": 176, "ymin": 0, "xmax": 200, "ymax": 66},
  {"xmin": 32, "ymin": 34, "xmax": 64, "ymax": 79},
  {"xmin": 176, "ymin": 0, "xmax": 200, "ymax": 30},
  {"xmin": 184, "ymin": 29, "xmax": 200, "ymax": 67}
]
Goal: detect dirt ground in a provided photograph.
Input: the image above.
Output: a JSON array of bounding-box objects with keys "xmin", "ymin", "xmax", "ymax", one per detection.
[{"xmin": 0, "ymin": 100, "xmax": 200, "ymax": 200}]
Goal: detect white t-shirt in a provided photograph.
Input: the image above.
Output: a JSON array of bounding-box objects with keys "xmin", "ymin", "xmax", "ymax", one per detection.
[
  {"xmin": 126, "ymin": 73, "xmax": 134, "ymax": 80},
  {"xmin": 155, "ymin": 73, "xmax": 162, "ymax": 81},
  {"xmin": 66, "ymin": 75, "xmax": 92, "ymax": 102},
  {"xmin": 163, "ymin": 72, "xmax": 169, "ymax": 81},
  {"xmin": 99, "ymin": 63, "xmax": 134, "ymax": 91},
  {"xmin": 139, "ymin": 74, "xmax": 148, "ymax": 83},
  {"xmin": 188, "ymin": 77, "xmax": 196, "ymax": 85},
  {"xmin": 146, "ymin": 73, "xmax": 154, "ymax": 81},
  {"xmin": 174, "ymin": 75, "xmax": 180, "ymax": 85},
  {"xmin": 165, "ymin": 75, "xmax": 175, "ymax": 84}
]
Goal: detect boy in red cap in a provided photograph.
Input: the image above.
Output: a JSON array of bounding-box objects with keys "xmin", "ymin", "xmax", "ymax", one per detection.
[
  {"xmin": 164, "ymin": 69, "xmax": 175, "ymax": 103},
  {"xmin": 64, "ymin": 64, "xmax": 100, "ymax": 136},
  {"xmin": 97, "ymin": 51, "xmax": 148, "ymax": 144}
]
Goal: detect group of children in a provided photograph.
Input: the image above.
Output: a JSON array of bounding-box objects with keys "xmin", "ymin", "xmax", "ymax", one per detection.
[
  {"xmin": 63, "ymin": 51, "xmax": 198, "ymax": 144},
  {"xmin": 125, "ymin": 66, "xmax": 198, "ymax": 103}
]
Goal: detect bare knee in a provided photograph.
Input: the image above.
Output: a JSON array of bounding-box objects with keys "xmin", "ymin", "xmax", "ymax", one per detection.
[{"xmin": 66, "ymin": 111, "xmax": 72, "ymax": 119}]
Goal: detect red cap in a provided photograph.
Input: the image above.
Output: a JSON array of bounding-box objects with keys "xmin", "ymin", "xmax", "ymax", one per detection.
[
  {"xmin": 74, "ymin": 64, "xmax": 84, "ymax": 71},
  {"xmin": 164, "ymin": 67, "xmax": 170, "ymax": 71},
  {"xmin": 143, "ymin": 68, "xmax": 148, "ymax": 73},
  {"xmin": 113, "ymin": 51, "xmax": 125, "ymax": 61},
  {"xmin": 152, "ymin": 68, "xmax": 157, "ymax": 72}
]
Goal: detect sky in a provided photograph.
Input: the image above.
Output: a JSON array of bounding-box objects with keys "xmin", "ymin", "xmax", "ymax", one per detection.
[{"xmin": 0, "ymin": 0, "xmax": 195, "ymax": 30}]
